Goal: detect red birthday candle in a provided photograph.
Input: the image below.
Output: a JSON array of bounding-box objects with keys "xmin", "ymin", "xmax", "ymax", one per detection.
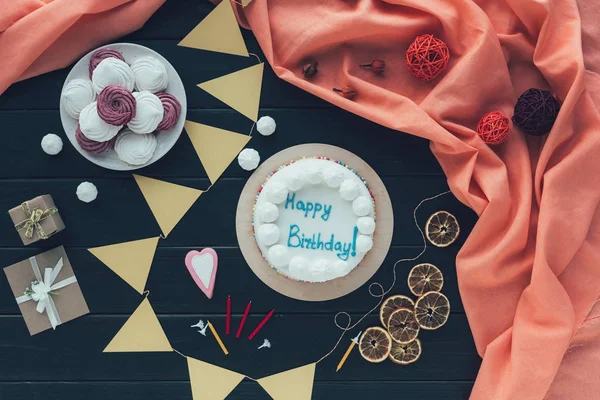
[
  {"xmin": 236, "ymin": 301, "xmax": 252, "ymax": 338},
  {"xmin": 226, "ymin": 295, "xmax": 231, "ymax": 335},
  {"xmin": 248, "ymin": 309, "xmax": 275, "ymax": 341}
]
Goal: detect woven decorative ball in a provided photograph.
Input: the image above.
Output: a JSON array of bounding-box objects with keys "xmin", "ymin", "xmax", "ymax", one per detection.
[
  {"xmin": 512, "ymin": 88, "xmax": 561, "ymax": 136},
  {"xmin": 477, "ymin": 111, "xmax": 510, "ymax": 145},
  {"xmin": 405, "ymin": 34, "xmax": 450, "ymax": 81}
]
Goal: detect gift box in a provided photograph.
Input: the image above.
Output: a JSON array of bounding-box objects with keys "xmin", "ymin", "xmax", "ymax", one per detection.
[
  {"xmin": 9, "ymin": 195, "xmax": 65, "ymax": 245},
  {"xmin": 3, "ymin": 246, "xmax": 89, "ymax": 335}
]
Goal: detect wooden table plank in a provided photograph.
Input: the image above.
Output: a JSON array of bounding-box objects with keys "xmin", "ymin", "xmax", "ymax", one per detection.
[
  {"xmin": 0, "ymin": 381, "xmax": 475, "ymax": 400},
  {"xmin": 0, "ymin": 315, "xmax": 480, "ymax": 382}
]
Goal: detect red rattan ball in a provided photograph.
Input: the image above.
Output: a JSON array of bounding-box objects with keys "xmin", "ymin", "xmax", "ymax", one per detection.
[
  {"xmin": 477, "ymin": 111, "xmax": 511, "ymax": 145},
  {"xmin": 405, "ymin": 34, "xmax": 450, "ymax": 81}
]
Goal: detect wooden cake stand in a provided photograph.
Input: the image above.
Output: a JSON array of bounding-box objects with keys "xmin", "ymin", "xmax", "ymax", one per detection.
[{"xmin": 236, "ymin": 144, "xmax": 394, "ymax": 301}]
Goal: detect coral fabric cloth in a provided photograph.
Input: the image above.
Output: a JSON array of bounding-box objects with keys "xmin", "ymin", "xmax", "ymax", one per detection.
[
  {"xmin": 233, "ymin": 0, "xmax": 600, "ymax": 399},
  {"xmin": 0, "ymin": 0, "xmax": 165, "ymax": 95}
]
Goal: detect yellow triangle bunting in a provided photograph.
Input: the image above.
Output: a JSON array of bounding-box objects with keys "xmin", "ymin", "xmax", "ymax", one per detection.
[
  {"xmin": 178, "ymin": 0, "xmax": 248, "ymax": 57},
  {"xmin": 88, "ymin": 237, "xmax": 159, "ymax": 295},
  {"xmin": 133, "ymin": 175, "xmax": 202, "ymax": 238},
  {"xmin": 104, "ymin": 298, "xmax": 172, "ymax": 353},
  {"xmin": 197, "ymin": 63, "xmax": 264, "ymax": 121},
  {"xmin": 257, "ymin": 363, "xmax": 316, "ymax": 400},
  {"xmin": 187, "ymin": 357, "xmax": 245, "ymax": 400},
  {"xmin": 185, "ymin": 121, "xmax": 251, "ymax": 183}
]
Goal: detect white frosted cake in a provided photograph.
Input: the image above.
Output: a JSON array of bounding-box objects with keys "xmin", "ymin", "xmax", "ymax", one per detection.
[{"xmin": 253, "ymin": 157, "xmax": 376, "ymax": 283}]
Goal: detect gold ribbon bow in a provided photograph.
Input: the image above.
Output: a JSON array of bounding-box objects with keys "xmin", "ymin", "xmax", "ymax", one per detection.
[{"xmin": 14, "ymin": 202, "xmax": 58, "ymax": 239}]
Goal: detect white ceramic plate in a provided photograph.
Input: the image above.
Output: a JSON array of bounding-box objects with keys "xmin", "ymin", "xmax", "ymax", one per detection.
[{"xmin": 60, "ymin": 43, "xmax": 187, "ymax": 171}]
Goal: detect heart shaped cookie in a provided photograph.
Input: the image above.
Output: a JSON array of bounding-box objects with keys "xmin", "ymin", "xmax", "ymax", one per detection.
[{"xmin": 185, "ymin": 248, "xmax": 218, "ymax": 299}]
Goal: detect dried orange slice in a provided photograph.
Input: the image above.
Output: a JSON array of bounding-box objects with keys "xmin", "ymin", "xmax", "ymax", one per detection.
[
  {"xmin": 414, "ymin": 291, "xmax": 450, "ymax": 330},
  {"xmin": 425, "ymin": 211, "xmax": 460, "ymax": 247},
  {"xmin": 389, "ymin": 338, "xmax": 422, "ymax": 365},
  {"xmin": 380, "ymin": 295, "xmax": 415, "ymax": 328},
  {"xmin": 387, "ymin": 308, "xmax": 420, "ymax": 344},
  {"xmin": 408, "ymin": 263, "xmax": 444, "ymax": 296},
  {"xmin": 359, "ymin": 327, "xmax": 392, "ymax": 363}
]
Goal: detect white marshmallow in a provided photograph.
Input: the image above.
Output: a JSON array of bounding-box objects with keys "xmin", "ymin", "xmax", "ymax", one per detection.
[
  {"xmin": 286, "ymin": 169, "xmax": 306, "ymax": 192},
  {"xmin": 256, "ymin": 202, "xmax": 279, "ymax": 223},
  {"xmin": 268, "ymin": 245, "xmax": 290, "ymax": 268},
  {"xmin": 356, "ymin": 235, "xmax": 373, "ymax": 252},
  {"xmin": 61, "ymin": 79, "xmax": 96, "ymax": 119},
  {"xmin": 79, "ymin": 101, "xmax": 121, "ymax": 142},
  {"xmin": 288, "ymin": 257, "xmax": 309, "ymax": 280},
  {"xmin": 127, "ymin": 91, "xmax": 164, "ymax": 134},
  {"xmin": 265, "ymin": 181, "xmax": 288, "ymax": 204},
  {"xmin": 357, "ymin": 217, "xmax": 376, "ymax": 235},
  {"xmin": 114, "ymin": 128, "xmax": 157, "ymax": 165},
  {"xmin": 305, "ymin": 164, "xmax": 323, "ymax": 185},
  {"xmin": 131, "ymin": 56, "xmax": 169, "ymax": 93},
  {"xmin": 322, "ymin": 166, "xmax": 345, "ymax": 188},
  {"xmin": 308, "ymin": 259, "xmax": 331, "ymax": 282},
  {"xmin": 352, "ymin": 196, "xmax": 373, "ymax": 216},
  {"xmin": 92, "ymin": 58, "xmax": 134, "ymax": 93}
]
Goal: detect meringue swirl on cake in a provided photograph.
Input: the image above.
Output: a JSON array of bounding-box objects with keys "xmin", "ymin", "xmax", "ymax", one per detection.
[
  {"xmin": 91, "ymin": 58, "xmax": 134, "ymax": 94},
  {"xmin": 127, "ymin": 91, "xmax": 164, "ymax": 134},
  {"xmin": 131, "ymin": 56, "xmax": 169, "ymax": 93},
  {"xmin": 89, "ymin": 48, "xmax": 125, "ymax": 79},
  {"xmin": 97, "ymin": 84, "xmax": 137, "ymax": 126},
  {"xmin": 79, "ymin": 102, "xmax": 122, "ymax": 142},
  {"xmin": 114, "ymin": 128, "xmax": 157, "ymax": 165},
  {"xmin": 61, "ymin": 79, "xmax": 96, "ymax": 119},
  {"xmin": 156, "ymin": 92, "xmax": 181, "ymax": 131}
]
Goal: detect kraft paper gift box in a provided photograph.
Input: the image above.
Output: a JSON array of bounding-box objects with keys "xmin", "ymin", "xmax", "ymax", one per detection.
[
  {"xmin": 3, "ymin": 246, "xmax": 89, "ymax": 336},
  {"xmin": 9, "ymin": 194, "xmax": 65, "ymax": 245}
]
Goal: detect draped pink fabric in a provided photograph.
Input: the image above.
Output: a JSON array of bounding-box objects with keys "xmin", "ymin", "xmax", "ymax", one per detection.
[
  {"xmin": 0, "ymin": 0, "xmax": 165, "ymax": 95},
  {"xmin": 233, "ymin": 0, "xmax": 600, "ymax": 398}
]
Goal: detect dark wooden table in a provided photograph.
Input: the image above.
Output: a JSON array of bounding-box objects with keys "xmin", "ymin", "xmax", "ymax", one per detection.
[{"xmin": 0, "ymin": 1, "xmax": 480, "ymax": 399}]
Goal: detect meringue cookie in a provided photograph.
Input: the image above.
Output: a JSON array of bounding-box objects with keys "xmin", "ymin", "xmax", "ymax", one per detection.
[
  {"xmin": 89, "ymin": 48, "xmax": 125, "ymax": 79},
  {"xmin": 332, "ymin": 260, "xmax": 351, "ymax": 277},
  {"xmin": 352, "ymin": 196, "xmax": 373, "ymax": 216},
  {"xmin": 97, "ymin": 84, "xmax": 136, "ymax": 126},
  {"xmin": 357, "ymin": 217, "xmax": 376, "ymax": 235},
  {"xmin": 156, "ymin": 93, "xmax": 181, "ymax": 131},
  {"xmin": 131, "ymin": 56, "xmax": 169, "ymax": 93},
  {"xmin": 75, "ymin": 125, "xmax": 116, "ymax": 154},
  {"xmin": 238, "ymin": 148, "xmax": 260, "ymax": 171},
  {"xmin": 268, "ymin": 245, "xmax": 290, "ymax": 268},
  {"xmin": 256, "ymin": 202, "xmax": 279, "ymax": 223},
  {"xmin": 257, "ymin": 116, "xmax": 276, "ymax": 136},
  {"xmin": 127, "ymin": 91, "xmax": 164, "ymax": 134},
  {"xmin": 265, "ymin": 182, "xmax": 289, "ymax": 204},
  {"xmin": 41, "ymin": 134, "xmax": 63, "ymax": 155},
  {"xmin": 76, "ymin": 181, "xmax": 98, "ymax": 203},
  {"xmin": 356, "ymin": 235, "xmax": 373, "ymax": 252},
  {"xmin": 286, "ymin": 169, "xmax": 306, "ymax": 192},
  {"xmin": 257, "ymin": 224, "xmax": 280, "ymax": 246},
  {"xmin": 115, "ymin": 128, "xmax": 157, "ymax": 165},
  {"xmin": 61, "ymin": 79, "xmax": 96, "ymax": 119},
  {"xmin": 79, "ymin": 102, "xmax": 121, "ymax": 142},
  {"xmin": 339, "ymin": 179, "xmax": 360, "ymax": 201},
  {"xmin": 309, "ymin": 259, "xmax": 331, "ymax": 282},
  {"xmin": 92, "ymin": 58, "xmax": 134, "ymax": 94},
  {"xmin": 305, "ymin": 164, "xmax": 323, "ymax": 185},
  {"xmin": 322, "ymin": 166, "xmax": 345, "ymax": 188}
]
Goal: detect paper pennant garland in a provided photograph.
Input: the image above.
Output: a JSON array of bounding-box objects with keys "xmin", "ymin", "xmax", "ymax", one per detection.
[
  {"xmin": 133, "ymin": 175, "xmax": 203, "ymax": 238},
  {"xmin": 257, "ymin": 363, "xmax": 317, "ymax": 400},
  {"xmin": 185, "ymin": 121, "xmax": 251, "ymax": 183},
  {"xmin": 88, "ymin": 237, "xmax": 159, "ymax": 295},
  {"xmin": 178, "ymin": 0, "xmax": 248, "ymax": 57},
  {"xmin": 197, "ymin": 63, "xmax": 264, "ymax": 121},
  {"xmin": 104, "ymin": 298, "xmax": 172, "ymax": 353},
  {"xmin": 242, "ymin": 0, "xmax": 253, "ymax": 5},
  {"xmin": 187, "ymin": 357, "xmax": 245, "ymax": 400}
]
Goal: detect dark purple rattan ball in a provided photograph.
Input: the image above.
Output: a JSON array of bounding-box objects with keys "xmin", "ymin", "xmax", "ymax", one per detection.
[{"xmin": 512, "ymin": 88, "xmax": 560, "ymax": 136}]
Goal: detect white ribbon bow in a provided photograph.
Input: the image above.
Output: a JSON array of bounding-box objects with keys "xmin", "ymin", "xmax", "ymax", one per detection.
[{"xmin": 15, "ymin": 257, "xmax": 77, "ymax": 330}]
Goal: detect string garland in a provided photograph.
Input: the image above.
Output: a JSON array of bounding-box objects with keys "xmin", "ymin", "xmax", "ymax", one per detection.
[
  {"xmin": 477, "ymin": 111, "xmax": 511, "ymax": 145},
  {"xmin": 512, "ymin": 88, "xmax": 561, "ymax": 136},
  {"xmin": 405, "ymin": 34, "xmax": 450, "ymax": 81}
]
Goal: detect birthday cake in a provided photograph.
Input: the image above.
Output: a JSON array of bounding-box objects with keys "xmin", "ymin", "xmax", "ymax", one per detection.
[{"xmin": 253, "ymin": 157, "xmax": 376, "ymax": 283}]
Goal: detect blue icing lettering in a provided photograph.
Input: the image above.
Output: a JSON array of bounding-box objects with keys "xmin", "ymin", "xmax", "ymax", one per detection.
[
  {"xmin": 286, "ymin": 224, "xmax": 357, "ymax": 260},
  {"xmin": 287, "ymin": 224, "xmax": 301, "ymax": 248},
  {"xmin": 283, "ymin": 193, "xmax": 333, "ymax": 221}
]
